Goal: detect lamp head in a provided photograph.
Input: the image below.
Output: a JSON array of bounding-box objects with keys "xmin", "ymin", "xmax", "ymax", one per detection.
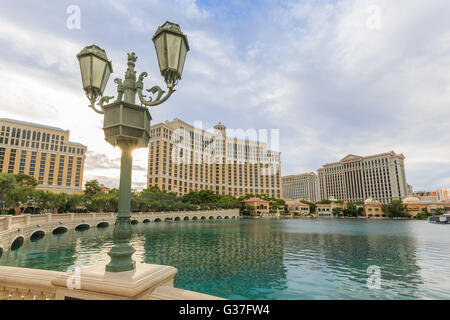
[
  {"xmin": 152, "ymin": 21, "xmax": 189, "ymax": 87},
  {"xmin": 77, "ymin": 45, "xmax": 113, "ymax": 101}
]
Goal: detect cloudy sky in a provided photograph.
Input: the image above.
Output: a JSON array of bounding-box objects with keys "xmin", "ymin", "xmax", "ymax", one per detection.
[{"xmin": 0, "ymin": 0, "xmax": 449, "ymax": 191}]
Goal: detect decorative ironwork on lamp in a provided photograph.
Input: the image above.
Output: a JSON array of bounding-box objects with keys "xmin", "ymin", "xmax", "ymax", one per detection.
[{"xmin": 76, "ymin": 21, "xmax": 189, "ymax": 273}]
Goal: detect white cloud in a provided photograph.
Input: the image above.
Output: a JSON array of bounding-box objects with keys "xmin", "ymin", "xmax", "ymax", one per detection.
[{"xmin": 0, "ymin": 0, "xmax": 449, "ymax": 191}]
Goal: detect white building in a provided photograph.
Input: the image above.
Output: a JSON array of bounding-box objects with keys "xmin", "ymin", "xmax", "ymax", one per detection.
[
  {"xmin": 282, "ymin": 172, "xmax": 319, "ymax": 202},
  {"xmin": 317, "ymin": 151, "xmax": 409, "ymax": 204}
]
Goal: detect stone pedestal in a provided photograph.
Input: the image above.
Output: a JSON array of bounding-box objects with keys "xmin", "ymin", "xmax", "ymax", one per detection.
[{"xmin": 52, "ymin": 263, "xmax": 177, "ymax": 300}]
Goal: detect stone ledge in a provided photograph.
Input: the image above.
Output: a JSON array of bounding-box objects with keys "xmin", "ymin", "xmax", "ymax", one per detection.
[
  {"xmin": 52, "ymin": 262, "xmax": 177, "ymax": 299},
  {"xmin": 149, "ymin": 286, "xmax": 226, "ymax": 300}
]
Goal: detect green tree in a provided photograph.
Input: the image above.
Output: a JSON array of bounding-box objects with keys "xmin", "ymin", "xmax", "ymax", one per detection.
[
  {"xmin": 416, "ymin": 211, "xmax": 431, "ymax": 220},
  {"xmin": 343, "ymin": 203, "xmax": 358, "ymax": 217},
  {"xmin": 47, "ymin": 193, "xmax": 68, "ymax": 214},
  {"xmin": 33, "ymin": 190, "xmax": 52, "ymax": 213},
  {"xmin": 84, "ymin": 180, "xmax": 103, "ymax": 197},
  {"xmin": 14, "ymin": 173, "xmax": 38, "ymax": 187},
  {"xmin": 382, "ymin": 200, "xmax": 406, "ymax": 217},
  {"xmin": 357, "ymin": 207, "xmax": 364, "ymax": 216},
  {"xmin": 332, "ymin": 207, "xmax": 343, "ymax": 216},
  {"xmin": 65, "ymin": 194, "xmax": 84, "ymax": 212},
  {"xmin": 182, "ymin": 190, "xmax": 219, "ymax": 204},
  {"xmin": 3, "ymin": 174, "xmax": 37, "ymax": 215},
  {"xmin": 0, "ymin": 173, "xmax": 16, "ymax": 213}
]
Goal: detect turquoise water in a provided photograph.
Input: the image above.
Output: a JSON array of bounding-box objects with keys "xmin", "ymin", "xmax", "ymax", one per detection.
[{"xmin": 1, "ymin": 218, "xmax": 449, "ymax": 299}]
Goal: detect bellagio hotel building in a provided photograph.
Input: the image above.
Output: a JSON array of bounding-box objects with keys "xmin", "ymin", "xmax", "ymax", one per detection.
[
  {"xmin": 147, "ymin": 118, "xmax": 282, "ymax": 198},
  {"xmin": 0, "ymin": 118, "xmax": 87, "ymax": 194}
]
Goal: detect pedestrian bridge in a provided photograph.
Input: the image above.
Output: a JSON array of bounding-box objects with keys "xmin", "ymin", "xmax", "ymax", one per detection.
[
  {"xmin": 0, "ymin": 209, "xmax": 238, "ymax": 300},
  {"xmin": 0, "ymin": 209, "xmax": 239, "ymax": 255}
]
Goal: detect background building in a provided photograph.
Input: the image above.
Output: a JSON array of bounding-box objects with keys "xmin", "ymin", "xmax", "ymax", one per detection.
[
  {"xmin": 0, "ymin": 118, "xmax": 87, "ymax": 194},
  {"xmin": 282, "ymin": 172, "xmax": 319, "ymax": 202},
  {"xmin": 363, "ymin": 198, "xmax": 384, "ymax": 217},
  {"xmin": 284, "ymin": 199, "xmax": 310, "ymax": 216},
  {"xmin": 413, "ymin": 190, "xmax": 439, "ymax": 202},
  {"xmin": 243, "ymin": 197, "xmax": 270, "ymax": 216},
  {"xmin": 317, "ymin": 151, "xmax": 408, "ymax": 203},
  {"xmin": 414, "ymin": 189, "xmax": 450, "ymax": 202},
  {"xmin": 437, "ymin": 189, "xmax": 450, "ymax": 201},
  {"xmin": 147, "ymin": 118, "xmax": 282, "ymax": 198}
]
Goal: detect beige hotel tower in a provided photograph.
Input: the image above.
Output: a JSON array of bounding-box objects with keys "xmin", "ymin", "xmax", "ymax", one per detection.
[
  {"xmin": 147, "ymin": 118, "xmax": 282, "ymax": 198},
  {"xmin": 317, "ymin": 151, "xmax": 408, "ymax": 203},
  {"xmin": 282, "ymin": 172, "xmax": 319, "ymax": 202},
  {"xmin": 0, "ymin": 118, "xmax": 87, "ymax": 194}
]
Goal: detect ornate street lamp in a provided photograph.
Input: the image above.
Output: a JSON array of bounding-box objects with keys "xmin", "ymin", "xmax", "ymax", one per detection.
[{"xmin": 76, "ymin": 21, "xmax": 189, "ymax": 272}]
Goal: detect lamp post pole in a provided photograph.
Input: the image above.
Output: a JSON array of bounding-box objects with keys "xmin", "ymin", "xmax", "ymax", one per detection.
[
  {"xmin": 105, "ymin": 140, "xmax": 136, "ymax": 272},
  {"xmin": 77, "ymin": 21, "xmax": 189, "ymax": 273},
  {"xmin": 105, "ymin": 53, "xmax": 139, "ymax": 272}
]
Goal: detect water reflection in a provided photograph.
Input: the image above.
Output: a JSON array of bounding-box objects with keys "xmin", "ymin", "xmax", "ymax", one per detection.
[
  {"xmin": 135, "ymin": 221, "xmax": 288, "ymax": 299},
  {"xmin": 0, "ymin": 219, "xmax": 449, "ymax": 299}
]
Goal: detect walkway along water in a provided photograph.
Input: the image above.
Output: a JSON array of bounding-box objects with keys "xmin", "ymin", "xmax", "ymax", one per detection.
[{"xmin": 0, "ymin": 209, "xmax": 238, "ymax": 300}]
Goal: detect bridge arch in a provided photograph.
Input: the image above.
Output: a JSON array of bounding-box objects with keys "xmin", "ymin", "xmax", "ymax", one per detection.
[
  {"xmin": 10, "ymin": 235, "xmax": 25, "ymax": 251},
  {"xmin": 131, "ymin": 220, "xmax": 139, "ymax": 225},
  {"xmin": 30, "ymin": 230, "xmax": 45, "ymax": 241},
  {"xmin": 209, "ymin": 216, "xmax": 214, "ymax": 220},
  {"xmin": 232, "ymin": 216, "xmax": 236, "ymax": 219},
  {"xmin": 96, "ymin": 221, "xmax": 109, "ymax": 228},
  {"xmin": 52, "ymin": 226, "xmax": 68, "ymax": 235},
  {"xmin": 224, "ymin": 216, "xmax": 229, "ymax": 219},
  {"xmin": 201, "ymin": 216, "xmax": 206, "ymax": 220},
  {"xmin": 154, "ymin": 218, "xmax": 162, "ymax": 222},
  {"xmin": 0, "ymin": 246, "xmax": 3, "ymax": 259},
  {"xmin": 184, "ymin": 216, "xmax": 189, "ymax": 221},
  {"xmin": 217, "ymin": 216, "xmax": 222, "ymax": 220},
  {"xmin": 75, "ymin": 224, "xmax": 91, "ymax": 231},
  {"xmin": 165, "ymin": 217, "xmax": 172, "ymax": 222},
  {"xmin": 143, "ymin": 219, "xmax": 150, "ymax": 223},
  {"xmin": 174, "ymin": 217, "xmax": 181, "ymax": 221},
  {"xmin": 192, "ymin": 216, "xmax": 198, "ymax": 220}
]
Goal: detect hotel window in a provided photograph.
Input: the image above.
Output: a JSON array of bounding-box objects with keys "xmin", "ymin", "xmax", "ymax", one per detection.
[
  {"xmin": 48, "ymin": 154, "xmax": 56, "ymax": 185},
  {"xmin": 29, "ymin": 151, "xmax": 37, "ymax": 176},
  {"xmin": 75, "ymin": 157, "xmax": 82, "ymax": 187},
  {"xmin": 0, "ymin": 147, "xmax": 5, "ymax": 171},
  {"xmin": 66, "ymin": 156, "xmax": 73, "ymax": 186},
  {"xmin": 8, "ymin": 149, "xmax": 17, "ymax": 173},
  {"xmin": 57, "ymin": 155, "xmax": 65, "ymax": 185},
  {"xmin": 38, "ymin": 153, "xmax": 46, "ymax": 184},
  {"xmin": 19, "ymin": 150, "xmax": 27, "ymax": 173}
]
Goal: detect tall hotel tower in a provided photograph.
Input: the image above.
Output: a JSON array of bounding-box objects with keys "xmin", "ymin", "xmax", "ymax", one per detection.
[
  {"xmin": 0, "ymin": 118, "xmax": 87, "ymax": 194},
  {"xmin": 317, "ymin": 151, "xmax": 408, "ymax": 203},
  {"xmin": 147, "ymin": 118, "xmax": 282, "ymax": 198},
  {"xmin": 282, "ymin": 172, "xmax": 319, "ymax": 202}
]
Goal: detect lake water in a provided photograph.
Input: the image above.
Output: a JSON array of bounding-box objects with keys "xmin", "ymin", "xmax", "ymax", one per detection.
[{"xmin": 1, "ymin": 218, "xmax": 449, "ymax": 299}]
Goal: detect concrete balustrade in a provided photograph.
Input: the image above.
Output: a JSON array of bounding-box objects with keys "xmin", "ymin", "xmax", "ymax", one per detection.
[
  {"xmin": 0, "ymin": 209, "xmax": 239, "ymax": 253},
  {"xmin": 0, "ymin": 263, "xmax": 224, "ymax": 300},
  {"xmin": 0, "ymin": 209, "xmax": 238, "ymax": 300},
  {"xmin": 0, "ymin": 266, "xmax": 62, "ymax": 300}
]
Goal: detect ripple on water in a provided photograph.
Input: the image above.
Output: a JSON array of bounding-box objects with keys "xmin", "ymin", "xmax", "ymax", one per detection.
[{"xmin": 0, "ymin": 219, "xmax": 449, "ymax": 299}]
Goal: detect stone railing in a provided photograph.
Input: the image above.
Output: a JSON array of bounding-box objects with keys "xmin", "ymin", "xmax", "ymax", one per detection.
[
  {"xmin": 0, "ymin": 266, "xmax": 61, "ymax": 300},
  {"xmin": 0, "ymin": 263, "xmax": 225, "ymax": 300},
  {"xmin": 0, "ymin": 209, "xmax": 239, "ymax": 253},
  {"xmin": 0, "ymin": 209, "xmax": 238, "ymax": 300}
]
